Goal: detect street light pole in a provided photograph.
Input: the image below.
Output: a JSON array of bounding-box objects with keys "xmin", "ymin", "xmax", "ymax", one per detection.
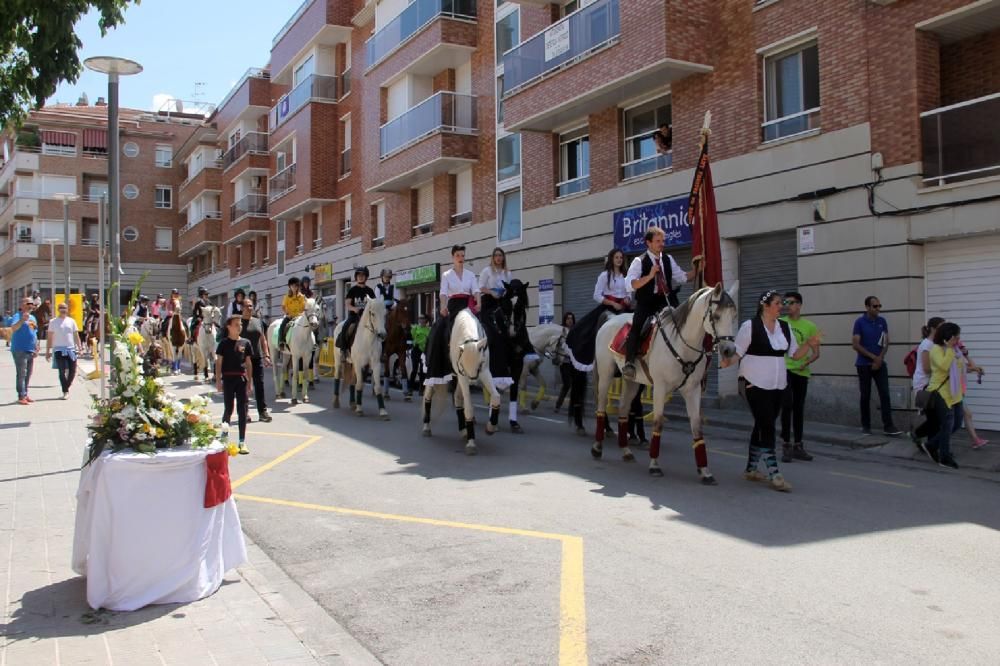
[
  {"xmin": 50, "ymin": 193, "xmax": 79, "ymax": 307},
  {"xmin": 46, "ymin": 238, "xmax": 58, "ymax": 306}
]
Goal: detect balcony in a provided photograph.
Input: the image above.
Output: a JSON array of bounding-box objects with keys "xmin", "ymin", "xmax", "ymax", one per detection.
[
  {"xmin": 269, "ymin": 74, "xmax": 338, "ymax": 131},
  {"xmin": 223, "ymin": 132, "xmax": 269, "ymax": 173},
  {"xmin": 178, "ymin": 212, "xmax": 222, "ymax": 258},
  {"xmin": 921, "ymin": 92, "xmax": 1000, "ymax": 186},
  {"xmin": 0, "ymin": 240, "xmax": 39, "ymax": 270},
  {"xmin": 179, "ymin": 159, "xmax": 223, "ymax": 206},
  {"xmin": 500, "ymin": 0, "xmax": 712, "ymax": 132},
  {"xmin": 622, "ymin": 152, "xmax": 672, "ymax": 181},
  {"xmin": 271, "ymin": 0, "xmax": 353, "ymax": 85},
  {"xmin": 381, "ymin": 92, "xmax": 477, "ymax": 157},
  {"xmin": 268, "ymin": 164, "xmax": 297, "ymax": 202},
  {"xmin": 365, "ymin": 0, "xmax": 477, "ymax": 73},
  {"xmin": 0, "ymin": 150, "xmax": 39, "ymax": 190},
  {"xmin": 227, "ymin": 193, "xmax": 271, "ymax": 245}
]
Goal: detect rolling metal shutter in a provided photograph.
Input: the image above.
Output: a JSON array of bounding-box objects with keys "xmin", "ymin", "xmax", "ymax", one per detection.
[
  {"xmin": 738, "ymin": 233, "xmax": 799, "ymax": 322},
  {"xmin": 561, "ymin": 260, "xmax": 605, "ymax": 322},
  {"xmin": 925, "ymin": 236, "xmax": 1000, "ymax": 430}
]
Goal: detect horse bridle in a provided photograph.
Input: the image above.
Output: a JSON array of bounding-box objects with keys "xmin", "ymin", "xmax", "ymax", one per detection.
[
  {"xmin": 656, "ymin": 295, "xmax": 735, "ymax": 389},
  {"xmin": 363, "ymin": 302, "xmax": 385, "ymax": 341},
  {"xmin": 454, "ymin": 321, "xmax": 487, "ymax": 380}
]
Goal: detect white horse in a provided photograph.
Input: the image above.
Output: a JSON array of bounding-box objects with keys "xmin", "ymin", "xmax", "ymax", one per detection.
[
  {"xmin": 192, "ymin": 305, "xmax": 222, "ymax": 383},
  {"xmin": 592, "ymin": 283, "xmax": 739, "ymax": 483},
  {"xmin": 331, "ymin": 297, "xmax": 389, "ymax": 419},
  {"xmin": 421, "ymin": 309, "xmax": 501, "ymax": 455},
  {"xmin": 266, "ymin": 298, "xmax": 321, "ymax": 405},
  {"xmin": 519, "ymin": 324, "xmax": 569, "ymax": 411}
]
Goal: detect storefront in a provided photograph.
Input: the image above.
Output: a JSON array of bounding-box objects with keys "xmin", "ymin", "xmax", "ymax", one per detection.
[
  {"xmin": 396, "ymin": 264, "xmax": 439, "ymax": 321},
  {"xmin": 311, "ymin": 262, "xmax": 337, "ymax": 338}
]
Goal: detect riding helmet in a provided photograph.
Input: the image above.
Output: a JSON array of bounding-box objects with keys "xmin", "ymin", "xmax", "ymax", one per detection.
[
  {"xmin": 354, "ymin": 266, "xmax": 369, "ymax": 279},
  {"xmin": 380, "ymin": 268, "xmax": 393, "ymax": 279},
  {"xmin": 139, "ymin": 295, "xmax": 149, "ymax": 302},
  {"xmin": 234, "ymin": 288, "xmax": 246, "ymax": 298},
  {"xmin": 198, "ymin": 287, "xmax": 208, "ymax": 296},
  {"xmin": 301, "ymin": 276, "xmax": 311, "ymax": 284},
  {"xmin": 288, "ymin": 276, "xmax": 300, "ymax": 286}
]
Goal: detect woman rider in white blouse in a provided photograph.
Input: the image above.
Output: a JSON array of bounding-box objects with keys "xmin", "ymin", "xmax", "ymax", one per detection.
[
  {"xmin": 720, "ymin": 290, "xmax": 820, "ymax": 492},
  {"xmin": 478, "ymin": 247, "xmax": 512, "ymax": 314}
]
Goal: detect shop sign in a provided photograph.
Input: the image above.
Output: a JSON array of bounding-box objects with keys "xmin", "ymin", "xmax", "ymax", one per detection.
[
  {"xmin": 538, "ymin": 279, "xmax": 554, "ymax": 324},
  {"xmin": 313, "ymin": 263, "xmax": 334, "ymax": 284},
  {"xmin": 396, "ymin": 264, "xmax": 439, "ymax": 287},
  {"xmin": 612, "ymin": 194, "xmax": 692, "ymax": 254}
]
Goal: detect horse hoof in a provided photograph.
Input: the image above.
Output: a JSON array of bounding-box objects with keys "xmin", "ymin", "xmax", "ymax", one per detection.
[
  {"xmin": 333, "ymin": 398, "xmax": 340, "ymax": 409},
  {"xmin": 510, "ymin": 421, "xmax": 523, "ymax": 434},
  {"xmin": 531, "ymin": 400, "xmax": 540, "ymax": 410},
  {"xmin": 404, "ymin": 393, "xmax": 412, "ymax": 402},
  {"xmin": 465, "ymin": 443, "xmax": 477, "ymax": 456},
  {"xmin": 576, "ymin": 427, "xmax": 587, "ymax": 437},
  {"xmin": 303, "ymin": 395, "xmax": 310, "ymax": 403},
  {"xmin": 380, "ymin": 410, "xmax": 390, "ymax": 421},
  {"xmin": 422, "ymin": 427, "xmax": 432, "ymax": 437},
  {"xmin": 291, "ymin": 399, "xmax": 298, "ymax": 406},
  {"xmin": 649, "ymin": 467, "xmax": 664, "ymax": 477},
  {"xmin": 591, "ymin": 445, "xmax": 603, "ymax": 459},
  {"xmin": 278, "ymin": 392, "xmax": 285, "ymax": 399},
  {"xmin": 623, "ymin": 450, "xmax": 635, "ymax": 463},
  {"xmin": 485, "ymin": 423, "xmax": 496, "ymax": 436},
  {"xmin": 355, "ymin": 408, "xmax": 363, "ymax": 417},
  {"xmin": 701, "ymin": 475, "xmax": 719, "ymax": 486}
]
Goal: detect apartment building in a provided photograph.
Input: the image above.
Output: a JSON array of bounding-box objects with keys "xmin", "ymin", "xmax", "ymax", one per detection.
[
  {"xmin": 196, "ymin": 0, "xmax": 1000, "ymax": 429},
  {"xmin": 0, "ymin": 102, "xmax": 200, "ymax": 311}
]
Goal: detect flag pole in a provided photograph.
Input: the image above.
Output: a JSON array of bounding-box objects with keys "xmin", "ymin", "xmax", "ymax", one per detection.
[{"xmin": 692, "ymin": 111, "xmax": 712, "ymax": 290}]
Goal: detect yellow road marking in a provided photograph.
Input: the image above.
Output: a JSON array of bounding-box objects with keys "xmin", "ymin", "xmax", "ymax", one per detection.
[
  {"xmin": 244, "ymin": 430, "xmax": 314, "ymax": 438},
  {"xmin": 829, "ymin": 471, "xmax": 912, "ymax": 488},
  {"xmin": 234, "ymin": 493, "xmax": 588, "ymax": 665},
  {"xmin": 231, "ymin": 435, "xmax": 322, "ymax": 489}
]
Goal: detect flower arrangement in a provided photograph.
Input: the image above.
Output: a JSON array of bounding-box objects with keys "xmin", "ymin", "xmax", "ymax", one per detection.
[{"xmin": 86, "ymin": 282, "xmax": 222, "ymax": 464}]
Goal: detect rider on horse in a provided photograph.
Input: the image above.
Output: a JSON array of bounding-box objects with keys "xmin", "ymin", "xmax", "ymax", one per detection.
[
  {"xmin": 132, "ymin": 295, "xmax": 151, "ymax": 322},
  {"xmin": 278, "ymin": 277, "xmax": 306, "ymax": 351},
  {"xmin": 190, "ymin": 287, "xmax": 209, "ymax": 343},
  {"xmin": 229, "ymin": 288, "xmax": 246, "ymax": 317},
  {"xmin": 336, "ymin": 267, "xmax": 376, "ymax": 352},
  {"xmin": 424, "ymin": 245, "xmax": 478, "ymax": 383},
  {"xmin": 622, "ymin": 226, "xmax": 695, "ymax": 381},
  {"xmin": 376, "ymin": 268, "xmax": 395, "ymax": 311}
]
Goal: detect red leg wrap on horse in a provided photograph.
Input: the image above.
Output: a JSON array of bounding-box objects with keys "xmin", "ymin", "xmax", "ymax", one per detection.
[
  {"xmin": 650, "ymin": 432, "xmax": 661, "ymax": 459},
  {"xmin": 694, "ymin": 440, "xmax": 708, "ymax": 468},
  {"xmin": 595, "ymin": 413, "xmax": 606, "ymax": 443},
  {"xmin": 618, "ymin": 417, "xmax": 629, "ymax": 448}
]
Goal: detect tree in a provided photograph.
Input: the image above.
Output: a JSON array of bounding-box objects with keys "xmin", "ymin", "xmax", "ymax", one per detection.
[{"xmin": 0, "ymin": 1, "xmax": 139, "ymax": 127}]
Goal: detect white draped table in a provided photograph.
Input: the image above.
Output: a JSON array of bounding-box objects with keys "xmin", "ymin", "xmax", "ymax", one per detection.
[{"xmin": 72, "ymin": 446, "xmax": 247, "ymax": 611}]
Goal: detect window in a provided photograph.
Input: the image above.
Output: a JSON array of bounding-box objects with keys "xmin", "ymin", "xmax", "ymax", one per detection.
[
  {"xmin": 292, "ymin": 218, "xmax": 303, "ymax": 254},
  {"xmin": 86, "ymin": 179, "xmax": 109, "ymax": 201},
  {"xmin": 228, "ymin": 129, "xmax": 241, "ymax": 150},
  {"xmin": 496, "ymin": 10, "xmax": 519, "ymax": 63},
  {"xmin": 342, "ymin": 195, "xmax": 352, "ymax": 239},
  {"xmin": 276, "ymin": 150, "xmax": 288, "ymax": 173},
  {"xmin": 623, "ymin": 95, "xmax": 673, "ymax": 179},
  {"xmin": 312, "ymin": 213, "xmax": 322, "ymax": 249},
  {"xmin": 122, "ymin": 142, "xmax": 140, "ymax": 158},
  {"xmin": 497, "ymin": 134, "xmax": 521, "ymax": 181},
  {"xmin": 373, "ymin": 201, "xmax": 386, "ymax": 247},
  {"xmin": 81, "ymin": 218, "xmax": 99, "ymax": 246},
  {"xmin": 122, "ymin": 226, "xmax": 139, "ymax": 242},
  {"xmin": 498, "ymin": 188, "xmax": 521, "ymax": 243},
  {"xmin": 276, "ymin": 220, "xmax": 286, "ymax": 275},
  {"xmin": 42, "ymin": 143, "xmax": 76, "ymax": 157},
  {"xmin": 341, "ymin": 116, "xmax": 352, "ymax": 176},
  {"xmin": 154, "ymin": 186, "xmax": 172, "ymax": 209},
  {"xmin": 294, "ymin": 55, "xmax": 315, "ymax": 86},
  {"xmin": 123, "ymin": 184, "xmax": 139, "ymax": 199},
  {"xmin": 413, "ymin": 182, "xmax": 433, "ymax": 236},
  {"xmin": 763, "ymin": 41, "xmax": 820, "ymax": 142},
  {"xmin": 38, "ymin": 174, "xmax": 76, "ymax": 197},
  {"xmin": 453, "ymin": 168, "xmax": 473, "ymax": 227},
  {"xmin": 557, "ymin": 127, "xmax": 590, "ymax": 197},
  {"xmin": 155, "ymin": 145, "xmax": 173, "ymax": 167},
  {"xmin": 35, "ymin": 220, "xmax": 77, "ymax": 245},
  {"xmin": 497, "ymin": 76, "xmax": 505, "ymax": 124},
  {"xmin": 154, "ymin": 227, "xmax": 172, "ymax": 251}
]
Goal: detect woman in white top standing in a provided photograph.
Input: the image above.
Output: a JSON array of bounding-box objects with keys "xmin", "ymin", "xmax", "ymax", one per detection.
[
  {"xmin": 910, "ymin": 316, "xmax": 944, "ymax": 446},
  {"xmin": 425, "ymin": 244, "xmax": 479, "ymax": 383},
  {"xmin": 45, "ymin": 301, "xmax": 83, "ymax": 399},
  {"xmin": 721, "ymin": 290, "xmax": 820, "ymax": 492}
]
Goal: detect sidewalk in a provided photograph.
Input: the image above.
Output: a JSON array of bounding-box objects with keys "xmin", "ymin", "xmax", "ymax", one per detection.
[
  {"xmin": 0, "ymin": 354, "xmax": 379, "ymax": 665},
  {"xmin": 661, "ymin": 403, "xmax": 1000, "ymax": 473}
]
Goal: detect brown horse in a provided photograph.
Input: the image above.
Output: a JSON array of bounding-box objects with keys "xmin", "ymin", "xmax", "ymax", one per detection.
[
  {"xmin": 382, "ymin": 301, "xmax": 412, "ymax": 400},
  {"xmin": 167, "ymin": 311, "xmax": 188, "ymax": 374}
]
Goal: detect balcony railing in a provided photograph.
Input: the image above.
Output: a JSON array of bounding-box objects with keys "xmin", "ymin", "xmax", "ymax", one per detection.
[
  {"xmin": 217, "ymin": 67, "xmax": 270, "ymax": 113},
  {"xmin": 412, "ymin": 221, "xmax": 433, "ymax": 237},
  {"xmin": 622, "ymin": 152, "xmax": 672, "ymax": 180},
  {"xmin": 340, "ymin": 68, "xmax": 352, "ymax": 98},
  {"xmin": 231, "ymin": 193, "xmax": 269, "ymax": 223},
  {"xmin": 181, "ymin": 158, "xmax": 222, "ymax": 189},
  {"xmin": 269, "ymin": 74, "xmax": 338, "ymax": 131},
  {"xmin": 366, "ymin": 0, "xmax": 477, "ymax": 69},
  {"xmin": 223, "ymin": 132, "xmax": 269, "ymax": 171},
  {"xmin": 268, "ymin": 164, "xmax": 297, "ymax": 202},
  {"xmin": 921, "ymin": 92, "xmax": 1000, "ymax": 186},
  {"xmin": 180, "ymin": 210, "xmax": 222, "ymax": 235},
  {"xmin": 380, "ymin": 91, "xmax": 477, "ymax": 158},
  {"xmin": 556, "ymin": 175, "xmax": 590, "ymax": 198},
  {"xmin": 502, "ymin": 0, "xmax": 620, "ymax": 96},
  {"xmin": 273, "ymin": 0, "xmax": 315, "ymax": 46},
  {"xmin": 341, "ymin": 148, "xmax": 352, "ymax": 175},
  {"xmin": 450, "ymin": 211, "xmax": 471, "ymax": 227}
]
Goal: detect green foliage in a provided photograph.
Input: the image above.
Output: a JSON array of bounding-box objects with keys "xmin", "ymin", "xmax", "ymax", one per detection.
[{"xmin": 0, "ymin": 1, "xmax": 139, "ymax": 127}]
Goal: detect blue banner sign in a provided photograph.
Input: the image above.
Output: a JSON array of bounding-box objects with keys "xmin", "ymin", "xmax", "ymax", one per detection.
[{"xmin": 612, "ymin": 195, "xmax": 692, "ymax": 253}]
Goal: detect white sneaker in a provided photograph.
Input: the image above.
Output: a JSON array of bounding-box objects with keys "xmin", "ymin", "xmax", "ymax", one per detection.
[{"xmin": 61, "ymin": 393, "xmax": 68, "ymax": 400}]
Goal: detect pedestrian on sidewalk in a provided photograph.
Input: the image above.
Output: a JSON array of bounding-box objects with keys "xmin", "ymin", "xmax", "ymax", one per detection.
[
  {"xmin": 921, "ymin": 322, "xmax": 969, "ymax": 469},
  {"xmin": 911, "ymin": 317, "xmax": 945, "ymax": 446},
  {"xmin": 216, "ymin": 314, "xmax": 253, "ymax": 455},
  {"xmin": 554, "ymin": 311, "xmax": 575, "ymax": 412},
  {"xmin": 409, "ymin": 314, "xmax": 430, "ymax": 394},
  {"xmin": 779, "ymin": 291, "xmax": 820, "ymax": 462},
  {"xmin": 723, "ymin": 290, "xmax": 820, "ymax": 492},
  {"xmin": 10, "ymin": 297, "xmax": 39, "ymax": 405},
  {"xmin": 851, "ymin": 296, "xmax": 903, "ymax": 436},
  {"xmin": 241, "ymin": 299, "xmax": 272, "ymax": 423},
  {"xmin": 45, "ymin": 302, "xmax": 83, "ymax": 399},
  {"xmin": 954, "ymin": 338, "xmax": 987, "ymax": 449}
]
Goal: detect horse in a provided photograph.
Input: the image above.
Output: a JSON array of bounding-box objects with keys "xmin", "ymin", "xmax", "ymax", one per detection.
[
  {"xmin": 332, "ymin": 297, "xmax": 389, "ymax": 419},
  {"xmin": 192, "ymin": 305, "xmax": 222, "ymax": 383},
  {"xmin": 482, "ymin": 280, "xmax": 532, "ymax": 432},
  {"xmin": 519, "ymin": 324, "xmax": 569, "ymax": 411},
  {"xmin": 266, "ymin": 298, "xmax": 321, "ymax": 405},
  {"xmin": 381, "ymin": 301, "xmax": 412, "ymax": 400},
  {"xmin": 591, "ymin": 283, "xmax": 739, "ymax": 483},
  {"xmin": 421, "ymin": 308, "xmax": 501, "ymax": 455},
  {"xmin": 166, "ymin": 311, "xmax": 188, "ymax": 374}
]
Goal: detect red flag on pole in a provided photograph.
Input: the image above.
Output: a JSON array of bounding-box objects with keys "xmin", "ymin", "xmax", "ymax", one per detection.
[{"xmin": 687, "ymin": 125, "xmax": 722, "ymax": 290}]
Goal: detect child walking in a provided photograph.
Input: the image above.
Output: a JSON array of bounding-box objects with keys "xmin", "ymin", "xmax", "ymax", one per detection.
[{"xmin": 216, "ymin": 314, "xmax": 253, "ymax": 454}]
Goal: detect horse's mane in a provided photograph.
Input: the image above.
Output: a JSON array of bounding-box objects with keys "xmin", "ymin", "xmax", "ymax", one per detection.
[
  {"xmin": 454, "ymin": 308, "xmax": 484, "ymax": 340},
  {"xmin": 666, "ymin": 286, "xmax": 736, "ymax": 329}
]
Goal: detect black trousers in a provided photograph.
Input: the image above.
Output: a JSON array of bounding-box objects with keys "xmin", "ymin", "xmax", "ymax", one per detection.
[
  {"xmin": 250, "ymin": 356, "xmax": 267, "ymax": 415},
  {"xmin": 55, "ymin": 352, "xmax": 77, "ymax": 393},
  {"xmin": 625, "ymin": 296, "xmax": 666, "ymax": 361},
  {"xmin": 222, "ymin": 375, "xmax": 248, "ymax": 441},
  {"xmin": 745, "ymin": 385, "xmax": 783, "ymax": 450},
  {"xmin": 857, "ymin": 363, "xmax": 895, "ymax": 431},
  {"xmin": 556, "ymin": 361, "xmax": 572, "ymax": 407},
  {"xmin": 780, "ymin": 371, "xmax": 809, "ymax": 444},
  {"xmin": 409, "ymin": 345, "xmax": 425, "ymax": 388}
]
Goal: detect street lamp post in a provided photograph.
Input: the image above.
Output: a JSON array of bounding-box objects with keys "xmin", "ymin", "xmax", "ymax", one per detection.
[
  {"xmin": 45, "ymin": 238, "xmax": 59, "ymax": 306},
  {"xmin": 51, "ymin": 193, "xmax": 79, "ymax": 306},
  {"xmin": 83, "ymin": 56, "xmax": 142, "ymax": 322}
]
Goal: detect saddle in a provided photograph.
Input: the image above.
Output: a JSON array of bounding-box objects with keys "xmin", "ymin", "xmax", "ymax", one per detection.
[{"xmin": 609, "ymin": 320, "xmax": 657, "ymax": 357}]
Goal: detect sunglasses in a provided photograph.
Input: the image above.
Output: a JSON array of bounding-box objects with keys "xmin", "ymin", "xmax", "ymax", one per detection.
[
  {"xmin": 871, "ymin": 304, "xmax": 882, "ymax": 309},
  {"xmin": 782, "ymin": 299, "xmax": 800, "ymax": 306}
]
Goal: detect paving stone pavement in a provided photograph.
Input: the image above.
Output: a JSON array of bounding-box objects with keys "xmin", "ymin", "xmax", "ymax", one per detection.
[{"xmin": 0, "ymin": 352, "xmax": 380, "ymax": 665}]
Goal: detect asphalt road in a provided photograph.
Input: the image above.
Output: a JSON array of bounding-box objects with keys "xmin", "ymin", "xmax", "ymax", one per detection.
[{"xmin": 167, "ymin": 373, "xmax": 1000, "ymax": 665}]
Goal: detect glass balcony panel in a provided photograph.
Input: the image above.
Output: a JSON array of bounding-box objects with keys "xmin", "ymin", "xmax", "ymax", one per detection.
[
  {"xmin": 380, "ymin": 92, "xmax": 477, "ymax": 157},
  {"xmin": 223, "ymin": 132, "xmax": 269, "ymax": 171},
  {"xmin": 921, "ymin": 92, "xmax": 1000, "ymax": 185},
  {"xmin": 366, "ymin": 0, "xmax": 477, "ymax": 68},
  {"xmin": 230, "ymin": 193, "xmax": 269, "ymax": 223},
  {"xmin": 269, "ymin": 74, "xmax": 339, "ymax": 131}
]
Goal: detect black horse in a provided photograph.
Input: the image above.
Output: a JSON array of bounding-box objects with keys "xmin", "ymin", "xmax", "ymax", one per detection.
[{"xmin": 490, "ymin": 279, "xmax": 535, "ymax": 433}]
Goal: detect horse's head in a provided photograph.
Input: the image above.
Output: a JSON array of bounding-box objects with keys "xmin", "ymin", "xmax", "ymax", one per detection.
[
  {"xmin": 205, "ymin": 306, "xmax": 222, "ymax": 327},
  {"xmin": 304, "ymin": 298, "xmax": 321, "ymax": 331},
  {"xmin": 702, "ymin": 282, "xmax": 739, "ymax": 360},
  {"xmin": 365, "ymin": 297, "xmax": 387, "ymax": 340},
  {"xmin": 389, "ymin": 300, "xmax": 410, "ymax": 330}
]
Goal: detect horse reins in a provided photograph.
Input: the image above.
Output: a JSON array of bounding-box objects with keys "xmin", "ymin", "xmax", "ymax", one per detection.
[{"xmin": 657, "ymin": 296, "xmax": 734, "ymax": 390}]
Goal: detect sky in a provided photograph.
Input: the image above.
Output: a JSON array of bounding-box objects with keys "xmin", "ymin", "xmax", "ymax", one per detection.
[{"xmin": 50, "ymin": 0, "xmax": 302, "ymax": 113}]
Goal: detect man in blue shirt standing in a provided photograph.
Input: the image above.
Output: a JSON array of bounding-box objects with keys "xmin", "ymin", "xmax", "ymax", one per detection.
[
  {"xmin": 851, "ymin": 295, "xmax": 902, "ymax": 436},
  {"xmin": 10, "ymin": 297, "xmax": 40, "ymax": 405}
]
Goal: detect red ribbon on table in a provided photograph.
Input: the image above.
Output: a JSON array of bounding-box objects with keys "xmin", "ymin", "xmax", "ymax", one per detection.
[{"xmin": 204, "ymin": 450, "xmax": 233, "ymax": 508}]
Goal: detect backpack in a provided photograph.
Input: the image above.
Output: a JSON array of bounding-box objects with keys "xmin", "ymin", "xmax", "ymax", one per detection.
[{"xmin": 903, "ymin": 346, "xmax": 918, "ymax": 377}]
